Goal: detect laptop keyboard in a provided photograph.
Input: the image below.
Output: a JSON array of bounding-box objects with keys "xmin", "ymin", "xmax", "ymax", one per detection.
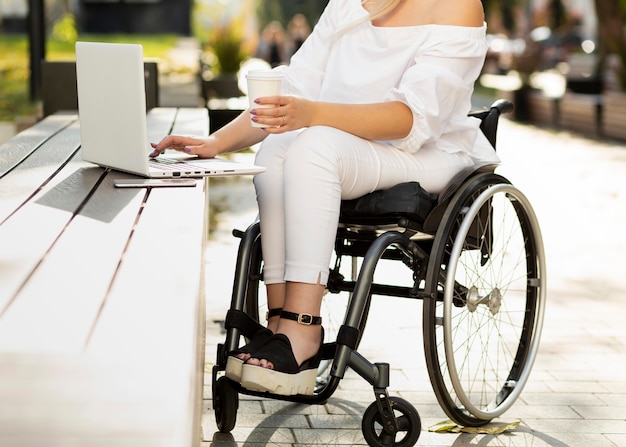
[{"xmin": 149, "ymin": 158, "xmax": 205, "ymax": 172}]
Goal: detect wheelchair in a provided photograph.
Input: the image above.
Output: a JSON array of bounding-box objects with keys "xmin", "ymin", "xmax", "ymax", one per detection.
[{"xmin": 211, "ymin": 99, "xmax": 546, "ymax": 446}]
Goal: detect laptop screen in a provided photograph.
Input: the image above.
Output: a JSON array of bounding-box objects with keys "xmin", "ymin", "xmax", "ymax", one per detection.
[{"xmin": 75, "ymin": 41, "xmax": 151, "ymax": 176}]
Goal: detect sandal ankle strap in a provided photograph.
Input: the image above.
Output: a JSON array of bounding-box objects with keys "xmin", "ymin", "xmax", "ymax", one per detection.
[
  {"xmin": 265, "ymin": 307, "xmax": 283, "ymax": 321},
  {"xmin": 280, "ymin": 310, "xmax": 322, "ymax": 326}
]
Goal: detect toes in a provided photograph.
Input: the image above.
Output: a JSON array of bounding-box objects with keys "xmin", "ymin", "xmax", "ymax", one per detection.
[
  {"xmin": 259, "ymin": 359, "xmax": 274, "ymax": 370},
  {"xmin": 246, "ymin": 357, "xmax": 274, "ymax": 370}
]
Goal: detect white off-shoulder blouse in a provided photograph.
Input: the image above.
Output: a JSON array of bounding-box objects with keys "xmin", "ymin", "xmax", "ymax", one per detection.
[{"xmin": 277, "ymin": 0, "xmax": 500, "ymax": 165}]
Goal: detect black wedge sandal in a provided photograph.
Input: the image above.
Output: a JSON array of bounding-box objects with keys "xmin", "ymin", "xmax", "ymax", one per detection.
[
  {"xmin": 239, "ymin": 310, "xmax": 324, "ymax": 396},
  {"xmin": 225, "ymin": 308, "xmax": 282, "ymax": 382}
]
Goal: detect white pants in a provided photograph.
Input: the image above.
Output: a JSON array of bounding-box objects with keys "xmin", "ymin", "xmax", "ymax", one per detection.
[{"xmin": 253, "ymin": 126, "xmax": 474, "ymax": 286}]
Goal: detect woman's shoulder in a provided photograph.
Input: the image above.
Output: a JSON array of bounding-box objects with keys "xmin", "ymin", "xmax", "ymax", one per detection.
[
  {"xmin": 376, "ymin": 0, "xmax": 484, "ymax": 28},
  {"xmin": 430, "ymin": 0, "xmax": 485, "ymax": 27}
]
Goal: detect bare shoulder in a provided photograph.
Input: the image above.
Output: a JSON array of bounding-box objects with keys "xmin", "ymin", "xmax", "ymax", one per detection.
[
  {"xmin": 431, "ymin": 0, "xmax": 485, "ymax": 27},
  {"xmin": 381, "ymin": 0, "xmax": 485, "ymax": 28}
]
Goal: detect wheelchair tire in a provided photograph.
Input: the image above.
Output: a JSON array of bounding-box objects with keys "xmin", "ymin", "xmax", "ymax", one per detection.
[
  {"xmin": 423, "ymin": 174, "xmax": 546, "ymax": 426},
  {"xmin": 214, "ymin": 376, "xmax": 238, "ymax": 433},
  {"xmin": 361, "ymin": 396, "xmax": 421, "ymax": 447}
]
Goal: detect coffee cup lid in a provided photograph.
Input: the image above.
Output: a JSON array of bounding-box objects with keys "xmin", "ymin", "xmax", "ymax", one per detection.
[{"xmin": 246, "ymin": 69, "xmax": 283, "ymax": 80}]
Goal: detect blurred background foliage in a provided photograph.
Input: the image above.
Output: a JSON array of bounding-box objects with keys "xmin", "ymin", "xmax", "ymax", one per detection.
[{"xmin": 1, "ymin": 0, "xmax": 625, "ymax": 122}]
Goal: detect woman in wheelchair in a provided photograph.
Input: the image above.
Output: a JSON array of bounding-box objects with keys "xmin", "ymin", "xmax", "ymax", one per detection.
[{"xmin": 151, "ymin": 0, "xmax": 500, "ymax": 396}]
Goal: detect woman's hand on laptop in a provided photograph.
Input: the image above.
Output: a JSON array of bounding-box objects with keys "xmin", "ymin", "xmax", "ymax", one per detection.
[
  {"xmin": 149, "ymin": 135, "xmax": 217, "ymax": 159},
  {"xmin": 150, "ymin": 110, "xmax": 269, "ymax": 158}
]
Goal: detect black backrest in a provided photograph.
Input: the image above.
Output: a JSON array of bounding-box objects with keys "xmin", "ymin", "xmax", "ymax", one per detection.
[
  {"xmin": 40, "ymin": 60, "xmax": 160, "ymax": 117},
  {"xmin": 421, "ymin": 99, "xmax": 514, "ymax": 232},
  {"xmin": 468, "ymin": 98, "xmax": 514, "ymax": 149}
]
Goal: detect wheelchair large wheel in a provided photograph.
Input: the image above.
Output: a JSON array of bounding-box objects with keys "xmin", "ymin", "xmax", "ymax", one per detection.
[{"xmin": 423, "ymin": 173, "xmax": 546, "ymax": 426}]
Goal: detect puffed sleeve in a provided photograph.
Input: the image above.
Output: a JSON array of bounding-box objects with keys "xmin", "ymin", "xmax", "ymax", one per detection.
[
  {"xmin": 385, "ymin": 26, "xmax": 489, "ymax": 154},
  {"xmin": 276, "ymin": 0, "xmax": 348, "ymax": 99}
]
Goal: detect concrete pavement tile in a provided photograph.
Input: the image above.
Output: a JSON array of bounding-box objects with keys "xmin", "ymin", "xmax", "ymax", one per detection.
[
  {"xmin": 606, "ymin": 434, "xmax": 626, "ymax": 446},
  {"xmin": 396, "ymin": 390, "xmax": 444, "ymax": 407},
  {"xmin": 520, "ymin": 418, "xmax": 626, "ymax": 434},
  {"xmin": 202, "ymin": 397, "xmax": 264, "ymax": 415},
  {"xmin": 323, "ymin": 398, "xmax": 369, "ymax": 416},
  {"xmin": 520, "ymin": 432, "xmax": 619, "ymax": 447},
  {"xmin": 413, "ymin": 431, "xmax": 465, "ymax": 447},
  {"xmin": 546, "ymin": 380, "xmax": 611, "ymax": 393},
  {"xmin": 291, "ymin": 428, "xmax": 367, "ymax": 445},
  {"xmin": 596, "ymin": 393, "xmax": 626, "ymax": 406},
  {"xmin": 329, "ymin": 387, "xmax": 377, "ymax": 403},
  {"xmin": 571, "ymin": 404, "xmax": 626, "ymax": 420},
  {"xmin": 520, "ymin": 391, "xmax": 606, "ymax": 406},
  {"xmin": 202, "ymin": 444, "xmax": 293, "ymax": 447},
  {"xmin": 307, "ymin": 414, "xmax": 364, "ymax": 430},
  {"xmin": 600, "ymin": 382, "xmax": 626, "ymax": 393},
  {"xmin": 396, "ymin": 402, "xmax": 447, "ymax": 419},
  {"xmin": 519, "ymin": 368, "xmax": 556, "ymax": 382},
  {"xmin": 506, "ymin": 404, "xmax": 580, "ymax": 419},
  {"xmin": 393, "ymin": 369, "xmax": 434, "ymax": 392},
  {"xmin": 511, "ymin": 378, "xmax": 553, "ymax": 393},
  {"xmin": 201, "ymin": 423, "xmax": 296, "ymax": 444},
  {"xmin": 424, "ymin": 424, "xmax": 615, "ymax": 447},
  {"xmin": 259, "ymin": 401, "xmax": 321, "ymax": 416},
  {"xmin": 548, "ymin": 363, "xmax": 626, "ymax": 382},
  {"xmin": 430, "ymin": 430, "xmax": 556, "ymax": 447},
  {"xmin": 229, "ymin": 412, "xmax": 310, "ymax": 429}
]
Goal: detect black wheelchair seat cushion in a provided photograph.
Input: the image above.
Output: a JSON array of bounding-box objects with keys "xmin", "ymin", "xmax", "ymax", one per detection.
[{"xmin": 340, "ymin": 182, "xmax": 437, "ymax": 225}]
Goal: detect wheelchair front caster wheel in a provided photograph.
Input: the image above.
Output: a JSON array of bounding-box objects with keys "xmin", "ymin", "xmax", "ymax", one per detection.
[
  {"xmin": 213, "ymin": 376, "xmax": 238, "ymax": 433},
  {"xmin": 361, "ymin": 396, "xmax": 421, "ymax": 447}
]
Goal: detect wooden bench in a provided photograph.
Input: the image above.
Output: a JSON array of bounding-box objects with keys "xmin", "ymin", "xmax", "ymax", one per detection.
[
  {"xmin": 526, "ymin": 89, "xmax": 559, "ymax": 128},
  {"xmin": 0, "ymin": 108, "xmax": 209, "ymax": 446},
  {"xmin": 603, "ymin": 91, "xmax": 626, "ymax": 140},
  {"xmin": 559, "ymin": 92, "xmax": 602, "ymax": 137}
]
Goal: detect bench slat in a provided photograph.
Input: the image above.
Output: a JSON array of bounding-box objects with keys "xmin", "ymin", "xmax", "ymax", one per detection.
[
  {"xmin": 86, "ymin": 181, "xmax": 208, "ymax": 446},
  {"xmin": 0, "ymin": 171, "xmax": 145, "ymax": 351},
  {"xmin": 0, "ymin": 119, "xmax": 82, "ymax": 223},
  {"xmin": 0, "ymin": 156, "xmax": 102, "ymax": 314},
  {"xmin": 0, "ymin": 113, "xmax": 76, "ymax": 177},
  {"xmin": 87, "ymin": 182, "xmax": 207, "ymax": 358}
]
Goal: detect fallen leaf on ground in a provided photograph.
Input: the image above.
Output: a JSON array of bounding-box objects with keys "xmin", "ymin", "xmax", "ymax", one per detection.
[{"xmin": 428, "ymin": 420, "xmax": 521, "ymax": 435}]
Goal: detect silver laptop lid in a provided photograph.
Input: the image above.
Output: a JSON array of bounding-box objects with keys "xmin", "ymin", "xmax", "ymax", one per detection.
[{"xmin": 75, "ymin": 41, "xmax": 151, "ymax": 176}]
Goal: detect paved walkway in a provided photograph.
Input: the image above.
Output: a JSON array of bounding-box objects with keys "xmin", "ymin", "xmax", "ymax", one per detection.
[{"xmin": 201, "ymin": 117, "xmax": 626, "ymax": 446}]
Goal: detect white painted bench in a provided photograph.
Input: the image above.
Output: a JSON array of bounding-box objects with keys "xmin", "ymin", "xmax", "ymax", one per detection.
[{"xmin": 0, "ymin": 108, "xmax": 209, "ymax": 446}]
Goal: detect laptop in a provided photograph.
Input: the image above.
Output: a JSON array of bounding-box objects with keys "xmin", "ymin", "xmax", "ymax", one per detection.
[{"xmin": 75, "ymin": 41, "xmax": 264, "ymax": 178}]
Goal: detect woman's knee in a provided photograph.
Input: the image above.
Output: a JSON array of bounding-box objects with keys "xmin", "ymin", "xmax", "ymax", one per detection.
[
  {"xmin": 255, "ymin": 134, "xmax": 290, "ymax": 167},
  {"xmin": 284, "ymin": 127, "xmax": 346, "ymax": 171}
]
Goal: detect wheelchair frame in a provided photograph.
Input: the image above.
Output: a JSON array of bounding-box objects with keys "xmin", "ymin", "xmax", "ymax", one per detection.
[{"xmin": 212, "ymin": 99, "xmax": 547, "ymax": 446}]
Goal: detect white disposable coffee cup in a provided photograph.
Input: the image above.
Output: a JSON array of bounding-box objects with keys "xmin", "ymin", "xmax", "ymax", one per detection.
[{"xmin": 246, "ymin": 69, "xmax": 284, "ymax": 128}]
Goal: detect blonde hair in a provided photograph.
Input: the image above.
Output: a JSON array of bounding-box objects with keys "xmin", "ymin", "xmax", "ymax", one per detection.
[
  {"xmin": 333, "ymin": 0, "xmax": 403, "ymax": 41},
  {"xmin": 367, "ymin": 0, "xmax": 403, "ymax": 23}
]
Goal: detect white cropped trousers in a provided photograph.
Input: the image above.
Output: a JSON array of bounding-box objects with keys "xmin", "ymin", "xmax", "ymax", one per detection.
[{"xmin": 253, "ymin": 126, "xmax": 474, "ymax": 286}]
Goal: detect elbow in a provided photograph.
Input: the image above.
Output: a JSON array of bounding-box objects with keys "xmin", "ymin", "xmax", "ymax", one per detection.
[{"xmin": 392, "ymin": 102, "xmax": 414, "ymax": 140}]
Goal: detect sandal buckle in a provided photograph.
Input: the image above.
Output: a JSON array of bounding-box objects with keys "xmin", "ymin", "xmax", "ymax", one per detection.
[{"xmin": 297, "ymin": 313, "xmax": 314, "ymax": 325}]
